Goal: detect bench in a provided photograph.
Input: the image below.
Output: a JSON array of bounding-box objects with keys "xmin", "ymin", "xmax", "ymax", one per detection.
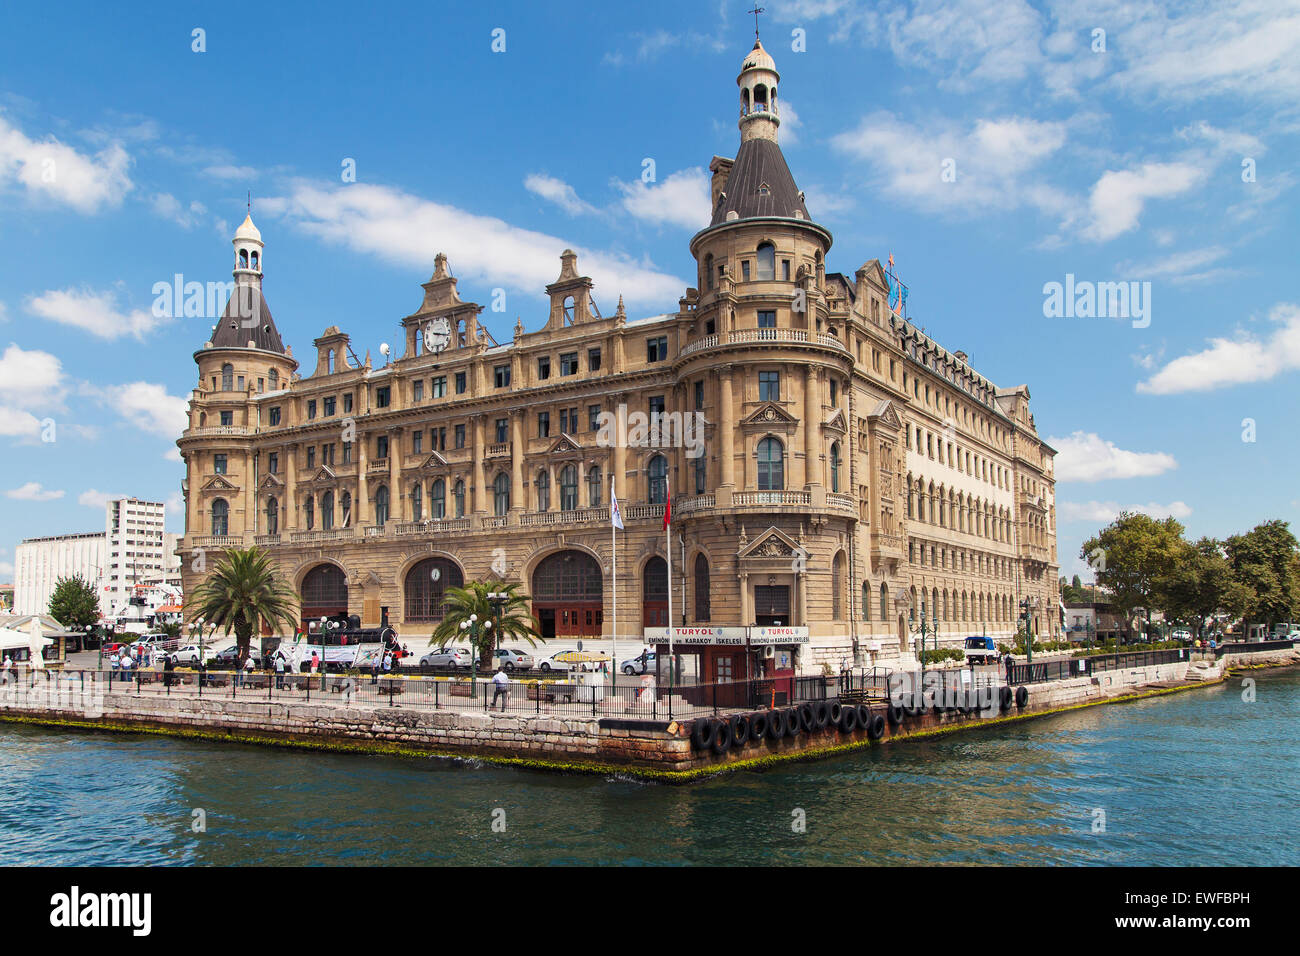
[{"xmin": 377, "ymin": 684, "xmax": 405, "ymax": 697}]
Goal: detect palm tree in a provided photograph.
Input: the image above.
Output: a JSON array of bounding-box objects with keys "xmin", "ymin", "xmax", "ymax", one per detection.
[
  {"xmin": 432, "ymin": 581, "xmax": 541, "ymax": 669},
  {"xmin": 186, "ymin": 548, "xmax": 299, "ymax": 665}
]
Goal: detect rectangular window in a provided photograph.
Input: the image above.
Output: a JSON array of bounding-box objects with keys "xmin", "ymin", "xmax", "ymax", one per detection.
[
  {"xmin": 376, "ymin": 386, "xmax": 391, "ymax": 408},
  {"xmin": 741, "ymin": 261, "xmax": 751, "ymax": 282},
  {"xmin": 306, "ymin": 447, "xmax": 315, "ymax": 469},
  {"xmin": 454, "ymin": 424, "xmax": 465, "ymax": 449},
  {"xmin": 538, "ymin": 412, "xmax": 550, "ymax": 438},
  {"xmin": 268, "ymin": 406, "xmax": 281, "ymax": 426},
  {"xmin": 412, "ymin": 380, "xmax": 424, "ymax": 402},
  {"xmin": 759, "ymin": 371, "xmax": 780, "ymax": 402},
  {"xmin": 782, "ymin": 260, "xmax": 791, "ymax": 280},
  {"xmin": 588, "ymin": 347, "xmax": 601, "ymax": 371},
  {"xmin": 342, "ymin": 442, "xmax": 352, "ymax": 464},
  {"xmin": 412, "ymin": 430, "xmax": 423, "ymax": 454},
  {"xmin": 495, "ymin": 418, "xmax": 508, "ymax": 443},
  {"xmin": 213, "ymin": 454, "xmax": 227, "ymax": 474},
  {"xmin": 306, "ymin": 399, "xmax": 317, "ymax": 420},
  {"xmin": 323, "ymin": 443, "xmax": 334, "ymax": 466},
  {"xmin": 830, "ymin": 379, "xmax": 838, "ymax": 405},
  {"xmin": 757, "ymin": 310, "xmax": 776, "ymax": 328},
  {"xmin": 268, "ymin": 452, "xmax": 278, "ymax": 474},
  {"xmin": 647, "ymin": 336, "xmax": 668, "ymax": 362},
  {"xmin": 436, "ymin": 427, "xmax": 446, "ymax": 451},
  {"xmin": 560, "ymin": 352, "xmax": 578, "ymax": 376},
  {"xmin": 343, "ymin": 393, "xmax": 353, "ymax": 413},
  {"xmin": 695, "ymin": 380, "xmax": 705, "ymax": 410},
  {"xmin": 432, "ymin": 376, "xmax": 446, "ymax": 398},
  {"xmin": 455, "ymin": 372, "xmax": 466, "ymax": 394},
  {"xmin": 648, "ymin": 396, "xmax": 665, "ymax": 417},
  {"xmin": 219, "ymin": 411, "xmax": 233, "ymax": 426},
  {"xmin": 560, "ymin": 409, "xmax": 571, "ymax": 435},
  {"xmin": 324, "ymin": 396, "xmax": 336, "ymax": 416},
  {"xmin": 376, "ymin": 435, "xmax": 388, "ymax": 459},
  {"xmin": 588, "ymin": 404, "xmax": 601, "ymax": 432},
  {"xmin": 237, "ymin": 375, "xmax": 245, "ymax": 391},
  {"xmin": 537, "ymin": 356, "xmax": 550, "ymax": 380},
  {"xmin": 494, "ymin": 365, "xmax": 511, "ymax": 388}
]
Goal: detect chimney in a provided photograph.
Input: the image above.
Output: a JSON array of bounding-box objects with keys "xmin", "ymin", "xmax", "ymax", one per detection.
[{"xmin": 709, "ymin": 156, "xmax": 734, "ymax": 211}]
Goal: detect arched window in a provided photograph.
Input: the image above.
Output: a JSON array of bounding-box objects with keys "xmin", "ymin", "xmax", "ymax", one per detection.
[
  {"xmin": 239, "ymin": 249, "xmax": 249, "ymax": 269},
  {"xmin": 304, "ymin": 495, "xmax": 314, "ymax": 530},
  {"xmin": 757, "ymin": 437, "xmax": 784, "ymax": 490},
  {"xmin": 830, "ymin": 441, "xmax": 842, "ymax": 493},
  {"xmin": 268, "ymin": 368, "xmax": 279, "ymax": 390},
  {"xmin": 536, "ymin": 469, "xmax": 550, "ymax": 512},
  {"xmin": 404, "ymin": 557, "xmax": 464, "ymax": 623},
  {"xmin": 251, "ymin": 251, "xmax": 259, "ymax": 270},
  {"xmin": 862, "ymin": 582, "xmax": 871, "ymax": 622},
  {"xmin": 587, "ymin": 466, "xmax": 601, "ymax": 507},
  {"xmin": 494, "ymin": 473, "xmax": 510, "ymax": 515},
  {"xmin": 563, "ymin": 296, "xmax": 575, "ymax": 325},
  {"xmin": 374, "ymin": 485, "xmax": 389, "ymax": 526},
  {"xmin": 431, "ymin": 479, "xmax": 445, "ymax": 518},
  {"xmin": 560, "ymin": 465, "xmax": 578, "ymax": 511},
  {"xmin": 265, "ymin": 496, "xmax": 278, "ymax": 535},
  {"xmin": 301, "ymin": 564, "xmax": 348, "ymax": 619},
  {"xmin": 210, "ymin": 498, "xmax": 229, "ymax": 536},
  {"xmin": 756, "ymin": 241, "xmax": 775, "ymax": 281},
  {"xmin": 453, "ymin": 479, "xmax": 465, "ymax": 518},
  {"xmin": 753, "ymin": 83, "xmax": 768, "ymax": 110},
  {"xmin": 648, "ymin": 455, "xmax": 667, "ymax": 504},
  {"xmin": 694, "ymin": 553, "xmax": 711, "ymax": 622},
  {"xmin": 832, "ymin": 552, "xmax": 845, "ymax": 619},
  {"xmin": 411, "ymin": 483, "xmax": 423, "ymax": 521},
  {"xmin": 880, "ymin": 583, "xmax": 889, "ymax": 621},
  {"xmin": 221, "ymin": 364, "xmax": 233, "ymax": 391},
  {"xmin": 321, "ymin": 490, "xmax": 334, "ymax": 530},
  {"xmin": 705, "ymin": 253, "xmax": 715, "ymax": 290},
  {"xmin": 341, "ymin": 492, "xmax": 351, "ymax": 528}
]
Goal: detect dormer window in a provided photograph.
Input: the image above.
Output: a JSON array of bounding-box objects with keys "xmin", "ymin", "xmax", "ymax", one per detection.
[{"xmin": 757, "ymin": 182, "xmax": 770, "ymax": 196}]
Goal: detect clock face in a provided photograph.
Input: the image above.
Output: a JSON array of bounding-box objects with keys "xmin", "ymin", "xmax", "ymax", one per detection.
[{"xmin": 423, "ymin": 316, "xmax": 452, "ymax": 353}]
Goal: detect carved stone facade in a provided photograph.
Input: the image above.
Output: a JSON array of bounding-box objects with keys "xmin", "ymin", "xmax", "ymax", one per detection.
[{"xmin": 178, "ymin": 37, "xmax": 1059, "ymax": 671}]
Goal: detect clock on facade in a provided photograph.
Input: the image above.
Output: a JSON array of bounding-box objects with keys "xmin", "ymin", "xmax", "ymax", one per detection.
[{"xmin": 423, "ymin": 316, "xmax": 452, "ymax": 354}]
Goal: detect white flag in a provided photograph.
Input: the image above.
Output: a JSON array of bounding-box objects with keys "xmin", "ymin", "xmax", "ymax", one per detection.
[{"xmin": 611, "ymin": 490, "xmax": 624, "ymax": 530}]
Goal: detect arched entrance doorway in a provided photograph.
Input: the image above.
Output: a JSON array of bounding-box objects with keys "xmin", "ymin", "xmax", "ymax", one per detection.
[
  {"xmin": 532, "ymin": 550, "xmax": 603, "ymax": 639},
  {"xmin": 301, "ymin": 564, "xmax": 348, "ymax": 625},
  {"xmin": 643, "ymin": 557, "xmax": 668, "ymax": 627},
  {"xmin": 403, "ymin": 557, "xmax": 464, "ymax": 625}
]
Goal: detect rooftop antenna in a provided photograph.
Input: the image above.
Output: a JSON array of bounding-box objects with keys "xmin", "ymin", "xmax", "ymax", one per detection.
[
  {"xmin": 247, "ymin": 190, "xmax": 252, "ymax": 214},
  {"xmin": 749, "ymin": 4, "xmax": 765, "ymax": 38}
]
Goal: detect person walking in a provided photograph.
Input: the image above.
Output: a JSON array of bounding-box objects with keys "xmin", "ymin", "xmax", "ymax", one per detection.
[
  {"xmin": 241, "ymin": 653, "xmax": 255, "ymax": 688},
  {"xmin": 490, "ymin": 667, "xmax": 510, "ymax": 712},
  {"xmin": 1, "ymin": 655, "xmax": 11, "ymax": 685},
  {"xmin": 310, "ymin": 650, "xmax": 320, "ymax": 675},
  {"xmin": 274, "ymin": 654, "xmax": 286, "ymax": 690},
  {"xmin": 1003, "ymin": 651, "xmax": 1014, "ymax": 684}
]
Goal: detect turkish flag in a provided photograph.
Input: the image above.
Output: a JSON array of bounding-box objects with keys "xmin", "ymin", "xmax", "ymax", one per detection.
[{"xmin": 662, "ymin": 475, "xmax": 671, "ymax": 530}]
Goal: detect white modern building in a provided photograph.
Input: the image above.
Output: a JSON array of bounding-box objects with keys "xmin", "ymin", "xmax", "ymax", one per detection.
[
  {"xmin": 103, "ymin": 498, "xmax": 176, "ymax": 618},
  {"xmin": 13, "ymin": 531, "xmax": 107, "ymax": 617}
]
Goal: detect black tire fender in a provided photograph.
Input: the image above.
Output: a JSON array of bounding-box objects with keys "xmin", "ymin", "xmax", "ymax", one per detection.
[
  {"xmin": 827, "ymin": 700, "xmax": 843, "ymax": 725},
  {"xmin": 813, "ymin": 701, "xmax": 830, "ymax": 728},
  {"xmin": 730, "ymin": 712, "xmax": 750, "ymax": 747},
  {"xmin": 785, "ymin": 708, "xmax": 802, "ymax": 737},
  {"xmin": 766, "ymin": 709, "xmax": 785, "ymax": 740},
  {"xmin": 691, "ymin": 718, "xmax": 716, "ymax": 751},
  {"xmin": 857, "ymin": 704, "xmax": 872, "ymax": 727},
  {"xmin": 867, "ymin": 713, "xmax": 886, "ymax": 740},
  {"xmin": 999, "ymin": 686, "xmax": 1013, "ymax": 711},
  {"xmin": 1015, "ymin": 685, "xmax": 1029, "ymax": 709},
  {"xmin": 711, "ymin": 720, "xmax": 733, "ymax": 754},
  {"xmin": 799, "ymin": 702, "xmax": 815, "ymax": 731},
  {"xmin": 887, "ymin": 703, "xmax": 905, "ymax": 726},
  {"xmin": 838, "ymin": 706, "xmax": 858, "ymax": 733},
  {"xmin": 749, "ymin": 711, "xmax": 769, "ymax": 740}
]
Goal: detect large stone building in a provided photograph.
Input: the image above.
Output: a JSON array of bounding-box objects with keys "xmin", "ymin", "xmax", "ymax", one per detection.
[{"xmin": 178, "ymin": 37, "xmax": 1059, "ymax": 677}]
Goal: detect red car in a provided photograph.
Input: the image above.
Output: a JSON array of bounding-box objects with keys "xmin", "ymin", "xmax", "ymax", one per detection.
[{"xmin": 102, "ymin": 641, "xmax": 128, "ymax": 654}]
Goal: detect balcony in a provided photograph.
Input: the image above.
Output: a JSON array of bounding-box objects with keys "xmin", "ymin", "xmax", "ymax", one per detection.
[
  {"xmin": 289, "ymin": 529, "xmax": 357, "ymax": 545},
  {"xmin": 253, "ymin": 534, "xmax": 281, "ymax": 547},
  {"xmin": 486, "ymin": 442, "xmax": 511, "ymax": 457},
  {"xmin": 732, "ymin": 490, "xmax": 812, "ymax": 507},
  {"xmin": 185, "ymin": 535, "xmax": 243, "ymax": 550},
  {"xmin": 678, "ymin": 328, "xmax": 849, "ymax": 360},
  {"xmin": 870, "ymin": 531, "xmax": 905, "ymax": 565},
  {"xmin": 393, "ymin": 517, "xmax": 473, "ymax": 535},
  {"xmin": 367, "ymin": 458, "xmax": 390, "ymax": 474},
  {"xmin": 826, "ymin": 493, "xmax": 856, "ymax": 514},
  {"xmin": 520, "ymin": 506, "xmax": 610, "ymax": 528},
  {"xmin": 184, "ymin": 425, "xmax": 252, "ymax": 438}
]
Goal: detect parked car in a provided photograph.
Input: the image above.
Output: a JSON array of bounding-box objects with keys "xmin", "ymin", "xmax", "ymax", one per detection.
[
  {"xmin": 963, "ymin": 636, "xmax": 999, "ymax": 665},
  {"xmin": 169, "ymin": 645, "xmax": 205, "ymax": 666},
  {"xmin": 102, "ymin": 640, "xmax": 129, "ymax": 655},
  {"xmin": 1170, "ymin": 629, "xmax": 1193, "ymax": 642},
  {"xmin": 213, "ymin": 645, "xmax": 262, "ymax": 667},
  {"xmin": 620, "ymin": 651, "xmax": 657, "ymax": 675},
  {"xmin": 420, "ymin": 647, "xmax": 476, "ymax": 669},
  {"xmin": 493, "ymin": 648, "xmax": 534, "ymax": 671},
  {"xmin": 536, "ymin": 650, "xmax": 608, "ymax": 674}
]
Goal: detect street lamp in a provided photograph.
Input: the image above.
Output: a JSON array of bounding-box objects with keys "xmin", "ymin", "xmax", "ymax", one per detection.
[
  {"xmin": 86, "ymin": 624, "xmax": 96, "ymax": 670},
  {"xmin": 486, "ymin": 591, "xmax": 509, "ymax": 664},
  {"xmin": 460, "ymin": 613, "xmax": 492, "ymax": 697},
  {"xmin": 907, "ymin": 603, "xmax": 938, "ymax": 677}
]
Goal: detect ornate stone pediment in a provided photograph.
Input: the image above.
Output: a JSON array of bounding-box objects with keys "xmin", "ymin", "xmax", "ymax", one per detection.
[
  {"xmin": 823, "ymin": 409, "xmax": 847, "ymax": 434},
  {"xmin": 739, "ymin": 402, "xmax": 798, "ymax": 430},
  {"xmin": 419, "ymin": 452, "xmax": 450, "ymax": 470},
  {"xmin": 547, "ymin": 434, "xmax": 583, "ymax": 457},
  {"xmin": 868, "ymin": 399, "xmax": 903, "ymax": 430},
  {"xmin": 200, "ymin": 474, "xmax": 238, "ymax": 493},
  {"xmin": 260, "ymin": 473, "xmax": 284, "ymax": 490},
  {"xmin": 738, "ymin": 526, "xmax": 801, "ymax": 561},
  {"xmin": 310, "ymin": 466, "xmax": 338, "ymax": 483}
]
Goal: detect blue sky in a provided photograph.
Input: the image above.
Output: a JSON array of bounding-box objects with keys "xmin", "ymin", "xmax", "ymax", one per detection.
[{"xmin": 1, "ymin": 0, "xmax": 1298, "ymax": 583}]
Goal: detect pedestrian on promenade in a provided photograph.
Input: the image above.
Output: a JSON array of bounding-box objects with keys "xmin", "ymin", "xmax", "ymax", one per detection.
[
  {"xmin": 241, "ymin": 653, "xmax": 255, "ymax": 688},
  {"xmin": 274, "ymin": 655, "xmax": 286, "ymax": 690},
  {"xmin": 1, "ymin": 655, "xmax": 11, "ymax": 685},
  {"xmin": 490, "ymin": 667, "xmax": 510, "ymax": 712},
  {"xmin": 109, "ymin": 652, "xmax": 120, "ymax": 679},
  {"xmin": 1003, "ymin": 651, "xmax": 1014, "ymax": 684},
  {"xmin": 310, "ymin": 651, "xmax": 319, "ymax": 674},
  {"xmin": 370, "ymin": 653, "xmax": 380, "ymax": 685},
  {"xmin": 163, "ymin": 655, "xmax": 176, "ymax": 688}
]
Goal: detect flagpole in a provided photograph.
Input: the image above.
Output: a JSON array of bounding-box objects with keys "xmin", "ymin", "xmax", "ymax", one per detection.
[
  {"xmin": 610, "ymin": 473, "xmax": 617, "ymax": 693},
  {"xmin": 665, "ymin": 476, "xmax": 674, "ymax": 696}
]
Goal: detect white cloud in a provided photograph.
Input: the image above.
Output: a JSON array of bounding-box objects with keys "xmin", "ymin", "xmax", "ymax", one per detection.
[
  {"xmin": 1082, "ymin": 162, "xmax": 1205, "ymax": 241},
  {"xmin": 202, "ymin": 164, "xmax": 257, "ymax": 180},
  {"xmin": 524, "ymin": 174, "xmax": 599, "ymax": 216},
  {"xmin": 602, "ymin": 29, "xmax": 728, "ymax": 66},
  {"xmin": 0, "ymin": 343, "xmax": 63, "ymax": 440},
  {"xmin": 165, "ymin": 491, "xmax": 184, "ymax": 517},
  {"xmin": 615, "ymin": 166, "xmax": 711, "ymax": 231},
  {"xmin": 5, "ymin": 481, "xmax": 64, "ymax": 502},
  {"xmin": 1118, "ymin": 245, "xmax": 1233, "ymax": 284},
  {"xmin": 163, "ymin": 447, "xmax": 182, "ymax": 462},
  {"xmin": 92, "ymin": 381, "xmax": 189, "ymax": 439},
  {"xmin": 0, "ymin": 561, "xmax": 13, "ymax": 578},
  {"xmin": 79, "ymin": 489, "xmax": 122, "ymax": 509},
  {"xmin": 1059, "ymin": 500, "xmax": 1192, "ymax": 524},
  {"xmin": 0, "ymin": 115, "xmax": 133, "ymax": 213},
  {"xmin": 832, "ymin": 112, "xmax": 1073, "ymax": 220},
  {"xmin": 1048, "ymin": 431, "xmax": 1178, "ymax": 483},
  {"xmin": 150, "ymin": 192, "xmax": 208, "ymax": 229},
  {"xmin": 0, "ymin": 407, "xmax": 43, "ymax": 439},
  {"xmin": 269, "ymin": 180, "xmax": 686, "ymax": 308},
  {"xmin": 26, "ymin": 286, "xmax": 169, "ymax": 341},
  {"xmin": 1137, "ymin": 302, "xmax": 1300, "ymax": 394}
]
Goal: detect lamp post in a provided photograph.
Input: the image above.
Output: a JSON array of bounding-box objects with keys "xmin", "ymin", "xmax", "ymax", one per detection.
[
  {"xmin": 486, "ymin": 591, "xmax": 509, "ymax": 666},
  {"xmin": 86, "ymin": 624, "xmax": 96, "ymax": 669},
  {"xmin": 460, "ymin": 613, "xmax": 491, "ymax": 698},
  {"xmin": 907, "ymin": 604, "xmax": 938, "ymax": 676}
]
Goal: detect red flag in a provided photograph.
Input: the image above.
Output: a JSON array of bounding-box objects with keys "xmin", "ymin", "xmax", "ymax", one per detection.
[{"xmin": 662, "ymin": 475, "xmax": 671, "ymax": 530}]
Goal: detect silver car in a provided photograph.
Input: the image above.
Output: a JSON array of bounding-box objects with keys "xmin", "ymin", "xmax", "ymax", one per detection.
[
  {"xmin": 420, "ymin": 647, "xmax": 475, "ymax": 668},
  {"xmin": 493, "ymin": 648, "xmax": 534, "ymax": 671}
]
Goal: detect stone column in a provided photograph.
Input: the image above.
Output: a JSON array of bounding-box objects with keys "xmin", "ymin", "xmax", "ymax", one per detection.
[
  {"xmin": 719, "ymin": 367, "xmax": 735, "ymax": 487},
  {"xmin": 738, "ymin": 572, "xmax": 750, "ymax": 625},
  {"xmin": 804, "ymin": 365, "xmax": 820, "ymax": 488},
  {"xmin": 388, "ymin": 428, "xmax": 402, "ymax": 522},
  {"xmin": 285, "ymin": 442, "xmax": 298, "ymax": 531},
  {"xmin": 472, "ymin": 416, "xmax": 487, "ymax": 514},
  {"xmin": 510, "ymin": 412, "xmax": 524, "ymax": 512},
  {"xmin": 186, "ymin": 454, "xmax": 199, "ymax": 534},
  {"xmin": 613, "ymin": 396, "xmax": 627, "ymax": 503},
  {"xmin": 243, "ymin": 449, "xmax": 257, "ymax": 540},
  {"xmin": 797, "ymin": 570, "xmax": 808, "ymax": 626},
  {"xmin": 356, "ymin": 431, "xmax": 369, "ymax": 525}
]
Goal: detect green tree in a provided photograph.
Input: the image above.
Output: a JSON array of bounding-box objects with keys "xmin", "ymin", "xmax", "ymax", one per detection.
[
  {"xmin": 431, "ymin": 581, "xmax": 541, "ymax": 669},
  {"xmin": 1081, "ymin": 512, "xmax": 1186, "ymax": 640},
  {"xmin": 186, "ymin": 548, "xmax": 299, "ymax": 665},
  {"xmin": 1225, "ymin": 520, "xmax": 1300, "ymax": 631},
  {"xmin": 1160, "ymin": 538, "xmax": 1243, "ymax": 638},
  {"xmin": 47, "ymin": 575, "xmax": 100, "ymax": 629}
]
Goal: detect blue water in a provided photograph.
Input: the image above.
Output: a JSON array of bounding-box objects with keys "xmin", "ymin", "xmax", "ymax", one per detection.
[{"xmin": 1, "ymin": 668, "xmax": 1295, "ymax": 865}]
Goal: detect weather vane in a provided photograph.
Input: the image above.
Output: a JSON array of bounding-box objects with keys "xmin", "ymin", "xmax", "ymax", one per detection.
[{"xmin": 749, "ymin": 5, "xmax": 765, "ymax": 38}]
